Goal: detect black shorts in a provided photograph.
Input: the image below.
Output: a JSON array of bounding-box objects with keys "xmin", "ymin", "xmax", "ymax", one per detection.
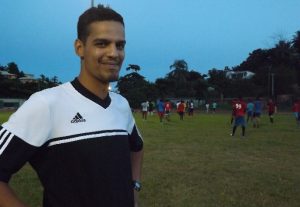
[{"xmin": 253, "ymin": 112, "xmax": 261, "ymax": 117}]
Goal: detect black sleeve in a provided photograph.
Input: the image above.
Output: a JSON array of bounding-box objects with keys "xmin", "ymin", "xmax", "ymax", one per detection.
[
  {"xmin": 0, "ymin": 126, "xmax": 37, "ymax": 183},
  {"xmin": 128, "ymin": 125, "xmax": 143, "ymax": 152}
]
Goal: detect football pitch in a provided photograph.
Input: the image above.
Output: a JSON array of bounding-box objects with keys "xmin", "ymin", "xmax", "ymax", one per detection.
[{"xmin": 1, "ymin": 111, "xmax": 300, "ymax": 207}]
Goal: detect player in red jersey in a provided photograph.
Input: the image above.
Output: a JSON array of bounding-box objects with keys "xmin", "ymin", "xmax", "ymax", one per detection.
[
  {"xmin": 164, "ymin": 100, "xmax": 172, "ymax": 121},
  {"xmin": 230, "ymin": 98, "xmax": 237, "ymax": 124},
  {"xmin": 231, "ymin": 96, "xmax": 247, "ymax": 137},
  {"xmin": 177, "ymin": 100, "xmax": 185, "ymax": 120},
  {"xmin": 293, "ymin": 99, "xmax": 300, "ymax": 126},
  {"xmin": 267, "ymin": 99, "xmax": 276, "ymax": 123}
]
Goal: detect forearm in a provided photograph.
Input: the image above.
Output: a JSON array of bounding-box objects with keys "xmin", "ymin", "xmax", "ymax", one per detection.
[
  {"xmin": 0, "ymin": 181, "xmax": 27, "ymax": 207},
  {"xmin": 131, "ymin": 149, "xmax": 143, "ymax": 181},
  {"xmin": 131, "ymin": 150, "xmax": 143, "ymax": 207}
]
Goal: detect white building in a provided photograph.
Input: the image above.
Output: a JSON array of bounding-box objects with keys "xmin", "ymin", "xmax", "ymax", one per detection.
[
  {"xmin": 0, "ymin": 71, "xmax": 17, "ymax": 79},
  {"xmin": 19, "ymin": 74, "xmax": 37, "ymax": 83},
  {"xmin": 226, "ymin": 71, "xmax": 255, "ymax": 79}
]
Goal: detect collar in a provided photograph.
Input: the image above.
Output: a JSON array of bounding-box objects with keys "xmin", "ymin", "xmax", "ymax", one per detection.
[{"xmin": 71, "ymin": 78, "xmax": 111, "ymax": 109}]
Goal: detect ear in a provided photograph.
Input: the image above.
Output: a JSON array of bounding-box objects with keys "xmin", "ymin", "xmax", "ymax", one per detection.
[{"xmin": 74, "ymin": 39, "xmax": 84, "ymax": 59}]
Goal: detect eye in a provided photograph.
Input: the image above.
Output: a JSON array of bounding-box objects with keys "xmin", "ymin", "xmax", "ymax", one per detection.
[
  {"xmin": 95, "ymin": 40, "xmax": 108, "ymax": 48},
  {"xmin": 116, "ymin": 42, "xmax": 126, "ymax": 50}
]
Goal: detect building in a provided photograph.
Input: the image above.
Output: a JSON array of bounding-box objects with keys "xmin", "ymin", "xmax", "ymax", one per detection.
[
  {"xmin": 225, "ymin": 71, "xmax": 255, "ymax": 79},
  {"xmin": 0, "ymin": 98, "xmax": 26, "ymax": 109},
  {"xmin": 0, "ymin": 71, "xmax": 17, "ymax": 79},
  {"xmin": 19, "ymin": 74, "xmax": 37, "ymax": 84}
]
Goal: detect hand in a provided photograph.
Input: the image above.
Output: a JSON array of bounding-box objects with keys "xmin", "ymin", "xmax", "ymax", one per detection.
[{"xmin": 134, "ymin": 190, "xmax": 139, "ymax": 207}]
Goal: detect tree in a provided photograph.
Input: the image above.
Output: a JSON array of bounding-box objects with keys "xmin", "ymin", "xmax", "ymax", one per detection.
[
  {"xmin": 166, "ymin": 59, "xmax": 191, "ymax": 97},
  {"xmin": 207, "ymin": 69, "xmax": 230, "ymax": 99},
  {"xmin": 186, "ymin": 70, "xmax": 208, "ymax": 98},
  {"xmin": 168, "ymin": 59, "xmax": 189, "ymax": 82},
  {"xmin": 126, "ymin": 64, "xmax": 141, "ymax": 72},
  {"xmin": 118, "ymin": 65, "xmax": 158, "ymax": 108},
  {"xmin": 292, "ymin": 31, "xmax": 300, "ymax": 53},
  {"xmin": 155, "ymin": 78, "xmax": 174, "ymax": 98},
  {"xmin": 268, "ymin": 40, "xmax": 299, "ymax": 95},
  {"xmin": 292, "ymin": 31, "xmax": 300, "ymax": 88}
]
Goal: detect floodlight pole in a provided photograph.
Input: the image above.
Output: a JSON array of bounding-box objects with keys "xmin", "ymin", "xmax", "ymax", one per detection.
[{"xmin": 271, "ymin": 73, "xmax": 275, "ymax": 98}]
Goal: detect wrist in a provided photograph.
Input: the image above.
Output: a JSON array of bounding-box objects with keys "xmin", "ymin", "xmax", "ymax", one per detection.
[{"xmin": 132, "ymin": 180, "xmax": 142, "ymax": 192}]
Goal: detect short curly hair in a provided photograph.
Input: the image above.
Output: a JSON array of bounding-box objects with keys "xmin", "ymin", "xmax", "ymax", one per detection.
[{"xmin": 77, "ymin": 4, "xmax": 124, "ymax": 43}]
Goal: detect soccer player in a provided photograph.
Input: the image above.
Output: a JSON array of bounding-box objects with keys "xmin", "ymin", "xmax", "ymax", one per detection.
[
  {"xmin": 293, "ymin": 99, "xmax": 300, "ymax": 126},
  {"xmin": 297, "ymin": 100, "xmax": 300, "ymax": 126},
  {"xmin": 231, "ymin": 96, "xmax": 247, "ymax": 137},
  {"xmin": 177, "ymin": 100, "xmax": 185, "ymax": 120},
  {"xmin": 148, "ymin": 101, "xmax": 154, "ymax": 116},
  {"xmin": 188, "ymin": 100, "xmax": 194, "ymax": 116},
  {"xmin": 205, "ymin": 102, "xmax": 210, "ymax": 113},
  {"xmin": 212, "ymin": 101, "xmax": 217, "ymax": 113},
  {"xmin": 253, "ymin": 96, "xmax": 263, "ymax": 128},
  {"xmin": 230, "ymin": 98, "xmax": 237, "ymax": 124},
  {"xmin": 246, "ymin": 99, "xmax": 254, "ymax": 123},
  {"xmin": 157, "ymin": 99, "xmax": 165, "ymax": 123},
  {"xmin": 164, "ymin": 100, "xmax": 172, "ymax": 121},
  {"xmin": 141, "ymin": 100, "xmax": 149, "ymax": 120},
  {"xmin": 0, "ymin": 5, "xmax": 144, "ymax": 207},
  {"xmin": 267, "ymin": 99, "xmax": 276, "ymax": 123}
]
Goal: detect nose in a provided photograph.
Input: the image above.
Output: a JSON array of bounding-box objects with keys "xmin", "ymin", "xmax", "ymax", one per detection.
[{"xmin": 107, "ymin": 44, "xmax": 118, "ymax": 58}]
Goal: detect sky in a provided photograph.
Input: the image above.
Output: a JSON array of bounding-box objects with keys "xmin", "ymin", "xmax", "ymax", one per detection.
[{"xmin": 1, "ymin": 0, "xmax": 300, "ymax": 83}]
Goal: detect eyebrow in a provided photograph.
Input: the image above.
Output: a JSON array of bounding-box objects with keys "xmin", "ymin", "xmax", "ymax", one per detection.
[{"xmin": 93, "ymin": 38, "xmax": 126, "ymax": 45}]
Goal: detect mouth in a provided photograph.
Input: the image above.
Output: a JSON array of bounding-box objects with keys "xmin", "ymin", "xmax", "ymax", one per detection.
[{"xmin": 99, "ymin": 61, "xmax": 120, "ymax": 68}]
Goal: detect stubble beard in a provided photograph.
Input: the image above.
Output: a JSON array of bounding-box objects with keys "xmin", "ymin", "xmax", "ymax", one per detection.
[{"xmin": 108, "ymin": 73, "xmax": 119, "ymax": 83}]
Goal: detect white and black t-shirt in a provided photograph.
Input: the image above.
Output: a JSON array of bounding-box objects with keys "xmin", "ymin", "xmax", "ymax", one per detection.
[{"xmin": 0, "ymin": 78, "xmax": 143, "ymax": 207}]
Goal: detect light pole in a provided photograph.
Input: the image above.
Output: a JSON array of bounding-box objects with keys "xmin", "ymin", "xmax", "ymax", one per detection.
[
  {"xmin": 271, "ymin": 73, "xmax": 275, "ymax": 98},
  {"xmin": 268, "ymin": 66, "xmax": 271, "ymax": 98}
]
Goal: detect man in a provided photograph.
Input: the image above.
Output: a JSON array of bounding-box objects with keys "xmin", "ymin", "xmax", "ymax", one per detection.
[
  {"xmin": 253, "ymin": 96, "xmax": 263, "ymax": 128},
  {"xmin": 230, "ymin": 98, "xmax": 237, "ymax": 124},
  {"xmin": 164, "ymin": 100, "xmax": 172, "ymax": 121},
  {"xmin": 212, "ymin": 101, "xmax": 217, "ymax": 113},
  {"xmin": 246, "ymin": 99, "xmax": 254, "ymax": 123},
  {"xmin": 157, "ymin": 99, "xmax": 164, "ymax": 123},
  {"xmin": 292, "ymin": 99, "xmax": 299, "ymax": 126},
  {"xmin": 231, "ymin": 96, "xmax": 247, "ymax": 137},
  {"xmin": 141, "ymin": 100, "xmax": 149, "ymax": 120},
  {"xmin": 188, "ymin": 100, "xmax": 194, "ymax": 116},
  {"xmin": 177, "ymin": 100, "xmax": 185, "ymax": 120},
  {"xmin": 267, "ymin": 99, "xmax": 276, "ymax": 123},
  {"xmin": 0, "ymin": 5, "xmax": 143, "ymax": 207},
  {"xmin": 205, "ymin": 102, "xmax": 210, "ymax": 113}
]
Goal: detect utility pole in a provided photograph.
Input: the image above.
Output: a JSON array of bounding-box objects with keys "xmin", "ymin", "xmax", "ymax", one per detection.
[
  {"xmin": 271, "ymin": 73, "xmax": 275, "ymax": 98},
  {"xmin": 268, "ymin": 66, "xmax": 271, "ymax": 98}
]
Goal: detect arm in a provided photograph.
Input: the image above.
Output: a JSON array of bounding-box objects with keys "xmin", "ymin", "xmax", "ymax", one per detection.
[
  {"xmin": 131, "ymin": 149, "xmax": 143, "ymax": 182},
  {"xmin": 131, "ymin": 149, "xmax": 144, "ymax": 207},
  {"xmin": 0, "ymin": 181, "xmax": 28, "ymax": 207}
]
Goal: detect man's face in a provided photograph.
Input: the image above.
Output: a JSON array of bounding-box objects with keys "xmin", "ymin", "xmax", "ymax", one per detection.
[{"xmin": 76, "ymin": 21, "xmax": 126, "ymax": 83}]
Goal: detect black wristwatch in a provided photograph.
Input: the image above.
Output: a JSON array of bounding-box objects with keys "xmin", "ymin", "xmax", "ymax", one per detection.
[{"xmin": 132, "ymin": 180, "xmax": 142, "ymax": 192}]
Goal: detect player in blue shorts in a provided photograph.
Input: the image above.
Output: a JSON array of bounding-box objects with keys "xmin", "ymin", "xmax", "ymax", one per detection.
[
  {"xmin": 246, "ymin": 99, "xmax": 254, "ymax": 123},
  {"xmin": 253, "ymin": 96, "xmax": 263, "ymax": 128},
  {"xmin": 231, "ymin": 96, "xmax": 247, "ymax": 137}
]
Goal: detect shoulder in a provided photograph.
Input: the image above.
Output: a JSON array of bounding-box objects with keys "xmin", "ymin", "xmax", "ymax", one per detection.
[
  {"xmin": 33, "ymin": 82, "xmax": 70, "ymax": 102},
  {"xmin": 109, "ymin": 91, "xmax": 130, "ymax": 106}
]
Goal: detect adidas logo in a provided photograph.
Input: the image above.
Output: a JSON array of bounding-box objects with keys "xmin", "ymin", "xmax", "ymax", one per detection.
[{"xmin": 71, "ymin": 113, "xmax": 86, "ymax": 123}]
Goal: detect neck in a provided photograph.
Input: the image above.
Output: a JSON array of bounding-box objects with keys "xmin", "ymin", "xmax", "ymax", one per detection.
[{"xmin": 77, "ymin": 76, "xmax": 109, "ymax": 100}]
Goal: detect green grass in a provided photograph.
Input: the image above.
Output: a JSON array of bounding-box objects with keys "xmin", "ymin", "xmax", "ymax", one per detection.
[{"xmin": 1, "ymin": 111, "xmax": 300, "ymax": 207}]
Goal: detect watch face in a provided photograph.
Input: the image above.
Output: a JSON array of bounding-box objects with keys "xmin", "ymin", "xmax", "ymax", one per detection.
[{"xmin": 133, "ymin": 181, "xmax": 141, "ymax": 191}]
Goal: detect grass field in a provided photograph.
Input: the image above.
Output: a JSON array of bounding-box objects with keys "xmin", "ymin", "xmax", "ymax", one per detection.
[{"xmin": 1, "ymin": 111, "xmax": 300, "ymax": 207}]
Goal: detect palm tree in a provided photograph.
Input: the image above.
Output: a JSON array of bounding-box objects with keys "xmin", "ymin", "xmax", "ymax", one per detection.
[
  {"xmin": 126, "ymin": 64, "xmax": 141, "ymax": 72},
  {"xmin": 292, "ymin": 31, "xmax": 300, "ymax": 53},
  {"xmin": 168, "ymin": 59, "xmax": 189, "ymax": 81}
]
